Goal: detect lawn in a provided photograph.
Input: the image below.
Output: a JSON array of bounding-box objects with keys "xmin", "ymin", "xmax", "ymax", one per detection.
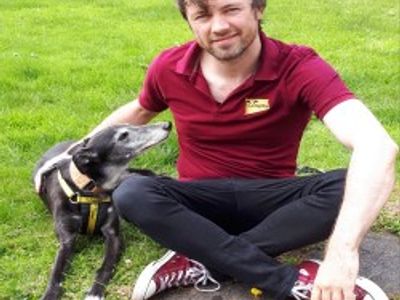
[{"xmin": 0, "ymin": 0, "xmax": 399, "ymax": 299}]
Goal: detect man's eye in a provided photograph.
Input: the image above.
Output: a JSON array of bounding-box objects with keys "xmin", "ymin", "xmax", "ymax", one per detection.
[
  {"xmin": 194, "ymin": 14, "xmax": 207, "ymax": 20},
  {"xmin": 227, "ymin": 7, "xmax": 240, "ymax": 13}
]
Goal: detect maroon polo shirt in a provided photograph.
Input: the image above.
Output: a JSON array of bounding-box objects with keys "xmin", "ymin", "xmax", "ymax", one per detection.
[{"xmin": 138, "ymin": 32, "xmax": 354, "ymax": 181}]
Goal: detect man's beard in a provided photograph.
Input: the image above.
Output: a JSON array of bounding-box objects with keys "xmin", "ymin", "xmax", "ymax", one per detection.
[
  {"xmin": 207, "ymin": 42, "xmax": 247, "ymax": 61},
  {"xmin": 204, "ymin": 30, "xmax": 258, "ymax": 61}
]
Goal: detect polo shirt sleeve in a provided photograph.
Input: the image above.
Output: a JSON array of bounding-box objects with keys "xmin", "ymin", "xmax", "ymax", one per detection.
[
  {"xmin": 287, "ymin": 48, "xmax": 355, "ymax": 119},
  {"xmin": 138, "ymin": 55, "xmax": 169, "ymax": 113}
]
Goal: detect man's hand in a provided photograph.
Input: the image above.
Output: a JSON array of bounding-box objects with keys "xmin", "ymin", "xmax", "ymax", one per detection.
[
  {"xmin": 311, "ymin": 249, "xmax": 359, "ymax": 300},
  {"xmin": 318, "ymin": 100, "xmax": 398, "ymax": 300}
]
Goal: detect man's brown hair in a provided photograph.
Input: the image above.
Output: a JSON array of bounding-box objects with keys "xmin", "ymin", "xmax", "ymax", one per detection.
[{"xmin": 176, "ymin": 0, "xmax": 267, "ymax": 20}]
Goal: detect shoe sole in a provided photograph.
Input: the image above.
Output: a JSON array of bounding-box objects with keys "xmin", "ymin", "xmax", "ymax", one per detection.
[
  {"xmin": 355, "ymin": 276, "xmax": 389, "ymax": 300},
  {"xmin": 131, "ymin": 250, "xmax": 177, "ymax": 300},
  {"xmin": 309, "ymin": 259, "xmax": 388, "ymax": 300}
]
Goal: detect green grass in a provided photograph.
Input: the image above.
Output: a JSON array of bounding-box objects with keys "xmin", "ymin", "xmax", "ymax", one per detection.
[{"xmin": 0, "ymin": 0, "xmax": 399, "ymax": 298}]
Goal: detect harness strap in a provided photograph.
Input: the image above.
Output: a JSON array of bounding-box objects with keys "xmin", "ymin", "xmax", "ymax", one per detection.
[
  {"xmin": 57, "ymin": 169, "xmax": 111, "ymax": 203},
  {"xmin": 57, "ymin": 170, "xmax": 75, "ymax": 198},
  {"xmin": 87, "ymin": 203, "xmax": 98, "ymax": 234},
  {"xmin": 75, "ymin": 195, "xmax": 111, "ymax": 204},
  {"xmin": 57, "ymin": 169, "xmax": 111, "ymax": 234}
]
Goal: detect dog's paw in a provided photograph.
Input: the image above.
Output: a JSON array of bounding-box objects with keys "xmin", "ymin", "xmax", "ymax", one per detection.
[{"xmin": 84, "ymin": 295, "xmax": 104, "ymax": 300}]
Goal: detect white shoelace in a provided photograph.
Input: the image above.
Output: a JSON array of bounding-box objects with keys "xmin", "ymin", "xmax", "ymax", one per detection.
[
  {"xmin": 158, "ymin": 271, "xmax": 183, "ymax": 291},
  {"xmin": 291, "ymin": 281, "xmax": 313, "ymax": 300},
  {"xmin": 157, "ymin": 259, "xmax": 221, "ymax": 293},
  {"xmin": 188, "ymin": 260, "xmax": 221, "ymax": 293}
]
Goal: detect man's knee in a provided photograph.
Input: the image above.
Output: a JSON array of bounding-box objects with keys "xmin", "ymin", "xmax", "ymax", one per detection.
[
  {"xmin": 320, "ymin": 168, "xmax": 347, "ymax": 196},
  {"xmin": 305, "ymin": 169, "xmax": 347, "ymax": 210},
  {"xmin": 324, "ymin": 168, "xmax": 347, "ymax": 181},
  {"xmin": 112, "ymin": 175, "xmax": 160, "ymax": 223}
]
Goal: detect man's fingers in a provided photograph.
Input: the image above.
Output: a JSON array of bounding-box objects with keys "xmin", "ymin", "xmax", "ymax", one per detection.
[
  {"xmin": 311, "ymin": 286, "xmax": 355, "ymax": 300},
  {"xmin": 332, "ymin": 288, "xmax": 343, "ymax": 300},
  {"xmin": 311, "ymin": 286, "xmax": 322, "ymax": 300},
  {"xmin": 321, "ymin": 288, "xmax": 332, "ymax": 300},
  {"xmin": 343, "ymin": 288, "xmax": 356, "ymax": 300}
]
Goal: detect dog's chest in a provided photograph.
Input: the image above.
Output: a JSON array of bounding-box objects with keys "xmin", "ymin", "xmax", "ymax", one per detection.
[{"xmin": 77, "ymin": 201, "xmax": 112, "ymax": 235}]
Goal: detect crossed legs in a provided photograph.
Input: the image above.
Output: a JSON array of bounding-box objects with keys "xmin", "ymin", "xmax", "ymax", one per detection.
[{"xmin": 113, "ymin": 170, "xmax": 346, "ymax": 299}]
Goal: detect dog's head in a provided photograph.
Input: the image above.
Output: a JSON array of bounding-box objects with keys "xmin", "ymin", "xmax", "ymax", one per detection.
[{"xmin": 69, "ymin": 122, "xmax": 171, "ymax": 190}]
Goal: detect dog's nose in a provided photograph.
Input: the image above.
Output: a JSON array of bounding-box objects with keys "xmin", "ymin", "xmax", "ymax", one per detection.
[{"xmin": 163, "ymin": 121, "xmax": 172, "ymax": 131}]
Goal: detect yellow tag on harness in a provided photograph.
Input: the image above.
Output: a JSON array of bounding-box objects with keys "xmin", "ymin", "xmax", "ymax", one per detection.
[{"xmin": 250, "ymin": 287, "xmax": 263, "ymax": 298}]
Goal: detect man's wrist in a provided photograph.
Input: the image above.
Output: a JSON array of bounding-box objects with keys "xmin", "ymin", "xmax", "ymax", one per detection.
[{"xmin": 326, "ymin": 234, "xmax": 360, "ymax": 255}]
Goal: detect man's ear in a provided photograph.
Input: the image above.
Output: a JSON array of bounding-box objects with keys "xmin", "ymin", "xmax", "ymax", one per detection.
[{"xmin": 255, "ymin": 7, "xmax": 264, "ymax": 20}]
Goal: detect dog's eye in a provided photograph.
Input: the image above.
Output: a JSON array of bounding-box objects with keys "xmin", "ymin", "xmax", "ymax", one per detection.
[{"xmin": 118, "ymin": 131, "xmax": 129, "ymax": 142}]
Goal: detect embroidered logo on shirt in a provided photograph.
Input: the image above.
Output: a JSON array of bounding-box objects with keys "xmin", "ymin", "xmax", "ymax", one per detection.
[{"xmin": 245, "ymin": 99, "xmax": 270, "ymax": 115}]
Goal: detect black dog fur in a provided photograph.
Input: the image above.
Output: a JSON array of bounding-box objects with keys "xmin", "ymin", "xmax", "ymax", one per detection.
[{"xmin": 33, "ymin": 122, "xmax": 171, "ymax": 300}]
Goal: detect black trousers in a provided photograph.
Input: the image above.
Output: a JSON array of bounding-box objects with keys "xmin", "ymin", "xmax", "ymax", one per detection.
[{"xmin": 113, "ymin": 169, "xmax": 346, "ymax": 300}]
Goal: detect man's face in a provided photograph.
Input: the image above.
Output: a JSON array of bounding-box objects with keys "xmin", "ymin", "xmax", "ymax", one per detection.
[{"xmin": 185, "ymin": 0, "xmax": 263, "ymax": 61}]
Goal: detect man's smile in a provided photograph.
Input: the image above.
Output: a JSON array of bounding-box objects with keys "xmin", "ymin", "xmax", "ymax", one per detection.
[{"xmin": 211, "ymin": 33, "xmax": 238, "ymax": 45}]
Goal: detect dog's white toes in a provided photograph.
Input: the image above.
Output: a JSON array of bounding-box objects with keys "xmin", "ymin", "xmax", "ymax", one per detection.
[{"xmin": 84, "ymin": 295, "xmax": 104, "ymax": 300}]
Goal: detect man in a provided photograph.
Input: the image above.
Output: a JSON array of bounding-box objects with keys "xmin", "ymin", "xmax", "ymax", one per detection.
[{"xmin": 36, "ymin": 0, "xmax": 398, "ymax": 299}]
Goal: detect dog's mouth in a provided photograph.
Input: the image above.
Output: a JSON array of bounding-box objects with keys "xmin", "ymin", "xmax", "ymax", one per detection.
[
  {"xmin": 137, "ymin": 132, "xmax": 169, "ymax": 154},
  {"xmin": 116, "ymin": 122, "xmax": 172, "ymax": 160}
]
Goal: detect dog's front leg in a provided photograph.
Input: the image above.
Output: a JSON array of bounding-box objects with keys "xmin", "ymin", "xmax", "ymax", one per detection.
[
  {"xmin": 86, "ymin": 206, "xmax": 123, "ymax": 300},
  {"xmin": 42, "ymin": 217, "xmax": 77, "ymax": 300}
]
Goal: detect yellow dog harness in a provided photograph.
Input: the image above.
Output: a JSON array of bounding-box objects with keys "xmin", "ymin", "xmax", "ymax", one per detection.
[{"xmin": 57, "ymin": 169, "xmax": 111, "ymax": 235}]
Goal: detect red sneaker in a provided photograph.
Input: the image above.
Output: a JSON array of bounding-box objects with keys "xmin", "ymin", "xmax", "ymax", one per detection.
[
  {"xmin": 131, "ymin": 250, "xmax": 220, "ymax": 300},
  {"xmin": 291, "ymin": 260, "xmax": 389, "ymax": 300}
]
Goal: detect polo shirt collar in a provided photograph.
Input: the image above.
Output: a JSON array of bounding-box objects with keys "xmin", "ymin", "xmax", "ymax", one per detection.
[
  {"xmin": 255, "ymin": 31, "xmax": 280, "ymax": 81},
  {"xmin": 174, "ymin": 31, "xmax": 280, "ymax": 81},
  {"xmin": 175, "ymin": 42, "xmax": 201, "ymax": 78}
]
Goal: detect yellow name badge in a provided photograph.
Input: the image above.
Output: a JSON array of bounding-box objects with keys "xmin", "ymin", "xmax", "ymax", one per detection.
[{"xmin": 245, "ymin": 99, "xmax": 270, "ymax": 115}]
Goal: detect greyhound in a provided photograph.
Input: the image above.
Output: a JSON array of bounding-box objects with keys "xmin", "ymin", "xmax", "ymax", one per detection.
[{"xmin": 33, "ymin": 122, "xmax": 171, "ymax": 300}]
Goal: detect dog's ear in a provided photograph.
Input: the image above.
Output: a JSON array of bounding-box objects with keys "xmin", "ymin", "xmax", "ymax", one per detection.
[
  {"xmin": 82, "ymin": 137, "xmax": 90, "ymax": 147},
  {"xmin": 67, "ymin": 138, "xmax": 91, "ymax": 155},
  {"xmin": 74, "ymin": 147, "xmax": 100, "ymax": 166}
]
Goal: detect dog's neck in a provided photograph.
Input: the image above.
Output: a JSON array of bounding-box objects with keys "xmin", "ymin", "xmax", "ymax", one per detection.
[
  {"xmin": 57, "ymin": 159, "xmax": 110, "ymax": 203},
  {"xmin": 69, "ymin": 160, "xmax": 93, "ymax": 190},
  {"xmin": 65, "ymin": 160, "xmax": 100, "ymax": 193}
]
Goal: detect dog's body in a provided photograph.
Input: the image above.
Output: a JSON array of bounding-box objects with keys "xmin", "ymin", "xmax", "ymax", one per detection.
[{"xmin": 33, "ymin": 122, "xmax": 171, "ymax": 300}]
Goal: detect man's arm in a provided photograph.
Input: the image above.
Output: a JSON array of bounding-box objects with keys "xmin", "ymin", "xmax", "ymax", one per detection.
[
  {"xmin": 89, "ymin": 99, "xmax": 159, "ymax": 135},
  {"xmin": 311, "ymin": 99, "xmax": 398, "ymax": 300}
]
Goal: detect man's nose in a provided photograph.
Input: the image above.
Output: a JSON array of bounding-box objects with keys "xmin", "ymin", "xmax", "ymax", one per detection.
[{"xmin": 210, "ymin": 15, "xmax": 230, "ymax": 34}]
